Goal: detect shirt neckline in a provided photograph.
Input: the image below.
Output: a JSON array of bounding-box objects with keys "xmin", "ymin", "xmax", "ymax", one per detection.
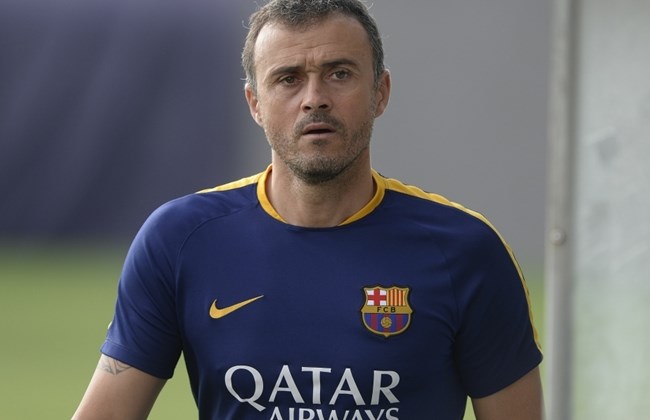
[{"xmin": 256, "ymin": 165, "xmax": 386, "ymax": 227}]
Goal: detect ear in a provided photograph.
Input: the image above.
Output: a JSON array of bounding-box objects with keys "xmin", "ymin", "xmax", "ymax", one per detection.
[
  {"xmin": 373, "ymin": 69, "xmax": 391, "ymax": 118},
  {"xmin": 245, "ymin": 83, "xmax": 264, "ymax": 126}
]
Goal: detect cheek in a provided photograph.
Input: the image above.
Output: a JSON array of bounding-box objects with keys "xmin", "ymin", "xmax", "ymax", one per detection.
[
  {"xmin": 344, "ymin": 99, "xmax": 376, "ymax": 125},
  {"xmin": 260, "ymin": 111, "xmax": 292, "ymax": 139},
  {"xmin": 259, "ymin": 97, "xmax": 293, "ymax": 125},
  {"xmin": 266, "ymin": 99, "xmax": 300, "ymax": 126}
]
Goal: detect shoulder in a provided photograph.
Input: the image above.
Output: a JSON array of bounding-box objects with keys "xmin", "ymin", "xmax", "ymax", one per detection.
[
  {"xmin": 136, "ymin": 172, "xmax": 263, "ymax": 247},
  {"xmin": 375, "ymin": 171, "xmax": 520, "ymax": 269},
  {"xmin": 377, "ymin": 172, "xmax": 501, "ymax": 239}
]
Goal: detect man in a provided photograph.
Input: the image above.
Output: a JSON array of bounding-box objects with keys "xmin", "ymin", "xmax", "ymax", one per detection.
[{"xmin": 73, "ymin": 0, "xmax": 543, "ymax": 419}]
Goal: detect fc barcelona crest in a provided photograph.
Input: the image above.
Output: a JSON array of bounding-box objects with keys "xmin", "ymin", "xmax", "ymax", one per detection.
[{"xmin": 361, "ymin": 286, "xmax": 413, "ymax": 338}]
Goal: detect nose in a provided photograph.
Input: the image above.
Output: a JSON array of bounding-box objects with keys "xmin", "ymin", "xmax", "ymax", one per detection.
[{"xmin": 301, "ymin": 78, "xmax": 331, "ymax": 113}]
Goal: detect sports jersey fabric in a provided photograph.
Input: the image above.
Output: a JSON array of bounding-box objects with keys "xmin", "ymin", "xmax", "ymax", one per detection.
[{"xmin": 102, "ymin": 166, "xmax": 542, "ymax": 420}]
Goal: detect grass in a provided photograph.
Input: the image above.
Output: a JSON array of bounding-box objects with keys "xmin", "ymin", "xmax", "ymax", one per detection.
[
  {"xmin": 0, "ymin": 244, "xmax": 195, "ymax": 419},
  {"xmin": 0, "ymin": 244, "xmax": 544, "ymax": 419}
]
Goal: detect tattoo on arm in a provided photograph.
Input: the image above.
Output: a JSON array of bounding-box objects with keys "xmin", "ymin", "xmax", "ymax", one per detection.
[{"xmin": 99, "ymin": 355, "xmax": 132, "ymax": 375}]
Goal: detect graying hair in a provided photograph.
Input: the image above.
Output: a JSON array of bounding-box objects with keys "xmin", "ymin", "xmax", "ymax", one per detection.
[{"xmin": 242, "ymin": 0, "xmax": 385, "ymax": 94}]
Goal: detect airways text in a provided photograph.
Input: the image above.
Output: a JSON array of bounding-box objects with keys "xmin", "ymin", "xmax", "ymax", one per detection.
[{"xmin": 225, "ymin": 364, "xmax": 401, "ymax": 418}]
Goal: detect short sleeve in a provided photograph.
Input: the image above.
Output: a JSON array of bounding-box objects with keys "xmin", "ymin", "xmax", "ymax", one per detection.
[
  {"xmin": 101, "ymin": 203, "xmax": 184, "ymax": 379},
  {"xmin": 452, "ymin": 221, "xmax": 542, "ymax": 398}
]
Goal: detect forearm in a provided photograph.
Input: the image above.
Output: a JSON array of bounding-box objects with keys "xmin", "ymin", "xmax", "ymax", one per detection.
[
  {"xmin": 472, "ymin": 367, "xmax": 544, "ymax": 420},
  {"xmin": 72, "ymin": 355, "xmax": 166, "ymax": 420}
]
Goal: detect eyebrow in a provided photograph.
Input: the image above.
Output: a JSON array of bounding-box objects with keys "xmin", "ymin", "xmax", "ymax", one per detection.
[
  {"xmin": 267, "ymin": 58, "xmax": 361, "ymax": 79},
  {"xmin": 321, "ymin": 58, "xmax": 360, "ymax": 70}
]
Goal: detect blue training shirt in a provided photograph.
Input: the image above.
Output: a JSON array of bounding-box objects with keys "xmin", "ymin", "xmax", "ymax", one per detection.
[{"xmin": 102, "ymin": 166, "xmax": 542, "ymax": 419}]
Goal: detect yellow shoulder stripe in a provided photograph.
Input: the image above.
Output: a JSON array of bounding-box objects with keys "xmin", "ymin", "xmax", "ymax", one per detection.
[{"xmin": 196, "ymin": 171, "xmax": 265, "ymax": 194}]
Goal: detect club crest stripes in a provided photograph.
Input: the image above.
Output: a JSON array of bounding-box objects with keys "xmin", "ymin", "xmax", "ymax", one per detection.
[{"xmin": 361, "ymin": 286, "xmax": 413, "ymax": 338}]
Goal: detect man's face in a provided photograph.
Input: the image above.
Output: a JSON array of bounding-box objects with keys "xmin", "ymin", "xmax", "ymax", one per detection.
[{"xmin": 245, "ymin": 14, "xmax": 390, "ymax": 184}]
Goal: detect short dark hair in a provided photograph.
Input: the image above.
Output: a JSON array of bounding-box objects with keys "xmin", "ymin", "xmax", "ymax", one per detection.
[{"xmin": 242, "ymin": 0, "xmax": 385, "ymax": 94}]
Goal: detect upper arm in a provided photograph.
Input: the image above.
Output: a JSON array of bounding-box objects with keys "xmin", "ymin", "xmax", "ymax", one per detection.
[
  {"xmin": 471, "ymin": 367, "xmax": 544, "ymax": 420},
  {"xmin": 72, "ymin": 355, "xmax": 167, "ymax": 420}
]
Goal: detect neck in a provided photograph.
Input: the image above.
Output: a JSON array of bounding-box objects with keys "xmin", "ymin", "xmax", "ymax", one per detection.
[{"xmin": 266, "ymin": 160, "xmax": 375, "ymax": 228}]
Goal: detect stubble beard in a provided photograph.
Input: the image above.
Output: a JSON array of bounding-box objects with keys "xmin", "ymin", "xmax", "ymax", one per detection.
[{"xmin": 268, "ymin": 110, "xmax": 375, "ymax": 186}]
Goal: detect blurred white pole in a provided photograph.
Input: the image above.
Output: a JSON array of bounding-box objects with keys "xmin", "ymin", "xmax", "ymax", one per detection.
[
  {"xmin": 546, "ymin": 1, "xmax": 650, "ymax": 419},
  {"xmin": 545, "ymin": 0, "xmax": 577, "ymax": 418}
]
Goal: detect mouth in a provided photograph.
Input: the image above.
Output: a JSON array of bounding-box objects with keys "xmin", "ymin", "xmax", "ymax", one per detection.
[{"xmin": 301, "ymin": 123, "xmax": 336, "ymax": 136}]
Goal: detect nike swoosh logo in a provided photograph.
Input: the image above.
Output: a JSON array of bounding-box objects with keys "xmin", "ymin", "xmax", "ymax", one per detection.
[{"xmin": 209, "ymin": 295, "xmax": 264, "ymax": 319}]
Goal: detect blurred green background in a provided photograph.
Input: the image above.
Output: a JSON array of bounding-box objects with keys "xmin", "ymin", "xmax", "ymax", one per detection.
[
  {"xmin": 0, "ymin": 245, "xmax": 196, "ymax": 419},
  {"xmin": 0, "ymin": 245, "xmax": 544, "ymax": 419}
]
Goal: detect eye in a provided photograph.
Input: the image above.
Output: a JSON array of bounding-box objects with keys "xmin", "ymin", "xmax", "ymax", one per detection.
[
  {"xmin": 279, "ymin": 75, "xmax": 298, "ymax": 85},
  {"xmin": 331, "ymin": 69, "xmax": 350, "ymax": 80}
]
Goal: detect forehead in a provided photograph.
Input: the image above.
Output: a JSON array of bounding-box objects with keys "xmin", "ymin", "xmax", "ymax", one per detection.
[{"xmin": 254, "ymin": 14, "xmax": 373, "ymax": 73}]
